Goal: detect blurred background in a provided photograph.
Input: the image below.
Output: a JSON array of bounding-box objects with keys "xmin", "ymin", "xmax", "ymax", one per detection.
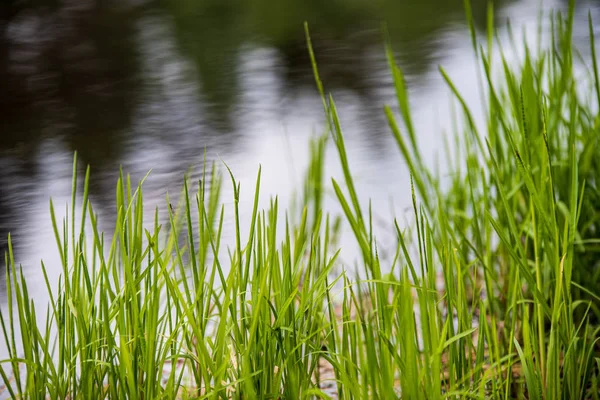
[{"xmin": 0, "ymin": 0, "xmax": 593, "ymax": 301}]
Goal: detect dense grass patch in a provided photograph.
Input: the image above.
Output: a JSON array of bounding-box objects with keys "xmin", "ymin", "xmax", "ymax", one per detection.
[{"xmin": 2, "ymin": 1, "xmax": 600, "ymax": 398}]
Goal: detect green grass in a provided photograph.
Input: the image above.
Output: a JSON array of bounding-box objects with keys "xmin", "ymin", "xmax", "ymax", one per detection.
[{"xmin": 2, "ymin": 1, "xmax": 600, "ymax": 398}]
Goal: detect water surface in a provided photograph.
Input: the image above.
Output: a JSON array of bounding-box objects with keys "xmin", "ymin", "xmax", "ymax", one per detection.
[{"xmin": 0, "ymin": 0, "xmax": 589, "ymax": 305}]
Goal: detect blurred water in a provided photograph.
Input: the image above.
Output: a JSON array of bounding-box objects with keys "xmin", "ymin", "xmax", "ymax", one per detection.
[{"xmin": 0, "ymin": 0, "xmax": 593, "ymax": 311}]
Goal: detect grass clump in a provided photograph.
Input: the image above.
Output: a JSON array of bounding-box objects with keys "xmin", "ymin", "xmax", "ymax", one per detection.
[
  {"xmin": 2, "ymin": 1, "xmax": 600, "ymax": 399},
  {"xmin": 379, "ymin": 0, "xmax": 600, "ymax": 397}
]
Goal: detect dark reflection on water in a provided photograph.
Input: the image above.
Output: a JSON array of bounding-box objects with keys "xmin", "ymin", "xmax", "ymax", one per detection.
[{"xmin": 0, "ymin": 0, "xmax": 590, "ymax": 301}]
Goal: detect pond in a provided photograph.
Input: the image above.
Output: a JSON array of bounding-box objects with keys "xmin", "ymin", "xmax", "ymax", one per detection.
[{"xmin": 0, "ymin": 0, "xmax": 591, "ymax": 310}]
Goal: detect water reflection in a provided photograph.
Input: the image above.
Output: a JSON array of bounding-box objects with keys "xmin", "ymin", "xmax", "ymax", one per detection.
[{"xmin": 0, "ymin": 0, "xmax": 589, "ymax": 304}]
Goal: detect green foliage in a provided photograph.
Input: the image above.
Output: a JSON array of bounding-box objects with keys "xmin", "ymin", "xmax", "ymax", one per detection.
[{"xmin": 1, "ymin": 1, "xmax": 600, "ymax": 398}]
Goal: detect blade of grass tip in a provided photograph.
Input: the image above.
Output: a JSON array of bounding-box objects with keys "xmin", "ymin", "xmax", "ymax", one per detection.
[
  {"xmin": 220, "ymin": 160, "xmax": 246, "ymax": 348},
  {"xmin": 589, "ymin": 12, "xmax": 600, "ymax": 113},
  {"xmin": 328, "ymin": 96, "xmax": 367, "ymax": 238},
  {"xmin": 198, "ymin": 158, "xmax": 208, "ymax": 268},
  {"xmin": 565, "ymin": 0, "xmax": 576, "ymax": 67},
  {"xmin": 125, "ymin": 174, "xmax": 134, "ymax": 262},
  {"xmin": 222, "ymin": 160, "xmax": 242, "ymax": 273},
  {"xmin": 486, "ymin": 1, "xmax": 494, "ymax": 62},
  {"xmin": 304, "ymin": 22, "xmax": 328, "ymax": 115},
  {"xmin": 208, "ymin": 161, "xmax": 222, "ymax": 226},
  {"xmin": 293, "ymin": 206, "xmax": 308, "ymax": 268},
  {"xmin": 71, "ymin": 153, "xmax": 78, "ymax": 267},
  {"xmin": 78, "ymin": 165, "xmax": 90, "ymax": 243},
  {"xmin": 165, "ymin": 191, "xmax": 193, "ymax": 308},
  {"xmin": 331, "ymin": 179, "xmax": 369, "ymax": 262},
  {"xmin": 439, "ymin": 66, "xmax": 483, "ymax": 153},
  {"xmin": 244, "ymin": 166, "xmax": 261, "ymax": 291},
  {"xmin": 463, "ymin": 0, "xmax": 478, "ymax": 54},
  {"xmin": 183, "ymin": 178, "xmax": 199, "ymax": 285},
  {"xmin": 49, "ymin": 199, "xmax": 66, "ymax": 278},
  {"xmin": 383, "ymin": 27, "xmax": 418, "ymax": 156},
  {"xmin": 202, "ymin": 202, "xmax": 227, "ymax": 288},
  {"xmin": 79, "ymin": 166, "xmax": 93, "ymax": 297},
  {"xmin": 384, "ymin": 106, "xmax": 430, "ymax": 210}
]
